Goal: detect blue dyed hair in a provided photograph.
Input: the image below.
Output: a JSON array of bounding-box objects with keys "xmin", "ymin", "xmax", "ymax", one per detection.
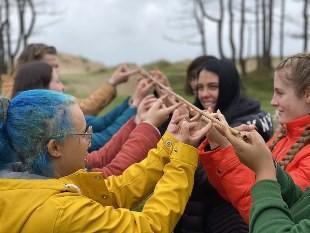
[{"xmin": 4, "ymin": 89, "xmax": 76, "ymax": 176}]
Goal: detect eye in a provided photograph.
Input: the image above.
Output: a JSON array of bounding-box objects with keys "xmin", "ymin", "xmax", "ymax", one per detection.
[
  {"xmin": 208, "ymin": 85, "xmax": 219, "ymax": 91},
  {"xmin": 197, "ymin": 85, "xmax": 204, "ymax": 91},
  {"xmin": 275, "ymin": 89, "xmax": 284, "ymax": 96}
]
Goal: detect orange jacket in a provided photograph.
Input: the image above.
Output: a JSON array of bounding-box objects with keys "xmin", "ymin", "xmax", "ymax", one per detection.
[{"xmin": 199, "ymin": 114, "xmax": 310, "ymax": 224}]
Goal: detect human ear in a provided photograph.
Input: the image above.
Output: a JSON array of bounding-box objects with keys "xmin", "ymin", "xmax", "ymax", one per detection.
[
  {"xmin": 47, "ymin": 139, "xmax": 62, "ymax": 158},
  {"xmin": 304, "ymin": 86, "xmax": 310, "ymax": 104}
]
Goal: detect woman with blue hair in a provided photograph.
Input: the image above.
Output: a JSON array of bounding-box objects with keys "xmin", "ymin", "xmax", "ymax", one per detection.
[
  {"xmin": 11, "ymin": 61, "xmax": 152, "ymax": 152},
  {"xmin": 0, "ymin": 89, "xmax": 212, "ymax": 232}
]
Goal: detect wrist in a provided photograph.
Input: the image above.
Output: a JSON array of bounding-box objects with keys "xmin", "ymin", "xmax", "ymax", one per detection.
[
  {"xmin": 107, "ymin": 78, "xmax": 117, "ymax": 87},
  {"xmin": 255, "ymin": 164, "xmax": 277, "ymax": 182},
  {"xmin": 131, "ymin": 98, "xmax": 140, "ymax": 107}
]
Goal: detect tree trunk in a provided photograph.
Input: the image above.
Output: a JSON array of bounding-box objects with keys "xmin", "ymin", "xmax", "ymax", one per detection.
[
  {"xmin": 239, "ymin": 0, "xmax": 246, "ymax": 75},
  {"xmin": 262, "ymin": 0, "xmax": 273, "ymax": 69},
  {"xmin": 0, "ymin": 2, "xmax": 6, "ymax": 75},
  {"xmin": 218, "ymin": 0, "xmax": 226, "ymax": 59},
  {"xmin": 303, "ymin": 0, "xmax": 309, "ymax": 52},
  {"xmin": 228, "ymin": 0, "xmax": 236, "ymax": 64},
  {"xmin": 255, "ymin": 0, "xmax": 261, "ymax": 69},
  {"xmin": 279, "ymin": 0, "xmax": 285, "ymax": 60},
  {"xmin": 4, "ymin": 0, "xmax": 13, "ymax": 73},
  {"xmin": 194, "ymin": 0, "xmax": 207, "ymax": 54}
]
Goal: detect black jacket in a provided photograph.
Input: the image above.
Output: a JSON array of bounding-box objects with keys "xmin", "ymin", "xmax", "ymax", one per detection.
[
  {"xmin": 175, "ymin": 57, "xmax": 273, "ymax": 233},
  {"xmin": 174, "ymin": 97, "xmax": 273, "ymax": 233}
]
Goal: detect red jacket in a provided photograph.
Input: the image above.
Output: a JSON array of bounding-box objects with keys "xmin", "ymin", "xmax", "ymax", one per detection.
[
  {"xmin": 86, "ymin": 118, "xmax": 161, "ymax": 177},
  {"xmin": 199, "ymin": 114, "xmax": 310, "ymax": 224}
]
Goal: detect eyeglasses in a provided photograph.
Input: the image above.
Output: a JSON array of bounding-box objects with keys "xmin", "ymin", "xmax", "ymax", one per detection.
[{"xmin": 70, "ymin": 125, "xmax": 93, "ymax": 146}]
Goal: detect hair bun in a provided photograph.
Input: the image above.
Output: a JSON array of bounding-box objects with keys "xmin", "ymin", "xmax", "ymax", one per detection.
[{"xmin": 0, "ymin": 97, "xmax": 10, "ymax": 124}]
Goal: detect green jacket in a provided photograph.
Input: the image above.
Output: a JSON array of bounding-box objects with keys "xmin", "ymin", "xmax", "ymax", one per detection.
[
  {"xmin": 0, "ymin": 132, "xmax": 198, "ymax": 233},
  {"xmin": 250, "ymin": 166, "xmax": 310, "ymax": 233}
]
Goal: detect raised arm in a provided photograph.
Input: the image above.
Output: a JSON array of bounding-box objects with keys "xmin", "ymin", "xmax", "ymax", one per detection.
[{"xmin": 79, "ymin": 65, "xmax": 139, "ymax": 115}]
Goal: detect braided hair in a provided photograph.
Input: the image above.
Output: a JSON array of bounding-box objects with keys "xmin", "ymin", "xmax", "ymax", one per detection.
[
  {"xmin": 269, "ymin": 126, "xmax": 310, "ymax": 169},
  {"xmin": 270, "ymin": 53, "xmax": 310, "ymax": 168}
]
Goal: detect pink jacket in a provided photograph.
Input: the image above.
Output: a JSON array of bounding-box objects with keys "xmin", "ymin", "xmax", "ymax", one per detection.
[
  {"xmin": 199, "ymin": 114, "xmax": 310, "ymax": 223},
  {"xmin": 86, "ymin": 118, "xmax": 161, "ymax": 177}
]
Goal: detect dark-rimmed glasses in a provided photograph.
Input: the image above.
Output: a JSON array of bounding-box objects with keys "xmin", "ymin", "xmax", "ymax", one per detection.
[{"xmin": 70, "ymin": 125, "xmax": 93, "ymax": 146}]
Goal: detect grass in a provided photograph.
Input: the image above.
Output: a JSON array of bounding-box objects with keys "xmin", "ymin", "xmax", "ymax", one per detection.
[{"xmin": 61, "ymin": 61, "xmax": 275, "ymax": 116}]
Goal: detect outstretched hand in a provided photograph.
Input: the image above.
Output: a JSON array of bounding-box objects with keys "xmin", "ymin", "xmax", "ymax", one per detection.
[
  {"xmin": 108, "ymin": 64, "xmax": 139, "ymax": 86},
  {"xmin": 143, "ymin": 94, "xmax": 181, "ymax": 128},
  {"xmin": 130, "ymin": 78, "xmax": 154, "ymax": 107},
  {"xmin": 167, "ymin": 107, "xmax": 212, "ymax": 146},
  {"xmin": 212, "ymin": 110, "xmax": 276, "ymax": 181},
  {"xmin": 135, "ymin": 95, "xmax": 157, "ymax": 124}
]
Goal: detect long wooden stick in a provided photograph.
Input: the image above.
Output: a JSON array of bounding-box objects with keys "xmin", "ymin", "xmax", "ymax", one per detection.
[{"xmin": 139, "ymin": 69, "xmax": 241, "ymax": 137}]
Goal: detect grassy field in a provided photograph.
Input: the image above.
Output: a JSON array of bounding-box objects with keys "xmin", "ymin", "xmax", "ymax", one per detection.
[{"xmin": 61, "ymin": 60, "xmax": 275, "ymax": 116}]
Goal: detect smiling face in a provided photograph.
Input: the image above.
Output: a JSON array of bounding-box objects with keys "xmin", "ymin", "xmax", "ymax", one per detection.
[
  {"xmin": 271, "ymin": 70, "xmax": 310, "ymax": 124},
  {"xmin": 197, "ymin": 69, "xmax": 220, "ymax": 111}
]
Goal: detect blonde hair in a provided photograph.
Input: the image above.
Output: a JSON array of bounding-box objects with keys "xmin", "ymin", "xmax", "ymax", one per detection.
[
  {"xmin": 275, "ymin": 53, "xmax": 310, "ymax": 98},
  {"xmin": 270, "ymin": 53, "xmax": 310, "ymax": 168}
]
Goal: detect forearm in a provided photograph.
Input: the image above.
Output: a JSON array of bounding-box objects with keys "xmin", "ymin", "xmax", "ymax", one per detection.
[
  {"xmin": 79, "ymin": 82, "xmax": 116, "ymax": 116},
  {"xmin": 94, "ymin": 122, "xmax": 161, "ymax": 177},
  {"xmin": 86, "ymin": 98, "xmax": 130, "ymax": 131},
  {"xmin": 104, "ymin": 132, "xmax": 178, "ymax": 209},
  {"xmin": 86, "ymin": 118, "xmax": 137, "ymax": 169},
  {"xmin": 250, "ymin": 180, "xmax": 309, "ymax": 233},
  {"xmin": 89, "ymin": 107, "xmax": 136, "ymax": 151}
]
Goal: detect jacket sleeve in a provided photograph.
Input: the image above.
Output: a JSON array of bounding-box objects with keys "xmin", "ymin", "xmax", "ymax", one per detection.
[
  {"xmin": 78, "ymin": 82, "xmax": 116, "ymax": 116},
  {"xmin": 89, "ymin": 106, "xmax": 137, "ymax": 151},
  {"xmin": 276, "ymin": 165, "xmax": 303, "ymax": 207},
  {"xmin": 87, "ymin": 121, "xmax": 161, "ymax": 177},
  {"xmin": 250, "ymin": 179, "xmax": 309, "ymax": 233},
  {"xmin": 1, "ymin": 74, "xmax": 14, "ymax": 98},
  {"xmin": 61, "ymin": 132, "xmax": 198, "ymax": 233},
  {"xmin": 199, "ymin": 144, "xmax": 256, "ymax": 224},
  {"xmin": 85, "ymin": 98, "xmax": 131, "ymax": 132},
  {"xmin": 85, "ymin": 118, "xmax": 137, "ymax": 170}
]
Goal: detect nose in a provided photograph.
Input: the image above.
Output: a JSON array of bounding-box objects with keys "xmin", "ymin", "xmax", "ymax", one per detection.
[
  {"xmin": 60, "ymin": 82, "xmax": 65, "ymax": 92},
  {"xmin": 200, "ymin": 88, "xmax": 211, "ymax": 98},
  {"xmin": 270, "ymin": 94, "xmax": 277, "ymax": 107}
]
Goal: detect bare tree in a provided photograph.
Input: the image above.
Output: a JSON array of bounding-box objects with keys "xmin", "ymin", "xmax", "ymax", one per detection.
[
  {"xmin": 199, "ymin": 0, "xmax": 227, "ymax": 59},
  {"xmin": 279, "ymin": 0, "xmax": 286, "ymax": 59},
  {"xmin": 239, "ymin": 0, "xmax": 246, "ymax": 74},
  {"xmin": 0, "ymin": 0, "xmax": 6, "ymax": 75},
  {"xmin": 261, "ymin": 0, "xmax": 274, "ymax": 69},
  {"xmin": 303, "ymin": 0, "xmax": 309, "ymax": 51},
  {"xmin": 194, "ymin": 0, "xmax": 207, "ymax": 54},
  {"xmin": 0, "ymin": 0, "xmax": 37, "ymax": 75},
  {"xmin": 228, "ymin": 0, "xmax": 236, "ymax": 64},
  {"xmin": 255, "ymin": 0, "xmax": 261, "ymax": 68}
]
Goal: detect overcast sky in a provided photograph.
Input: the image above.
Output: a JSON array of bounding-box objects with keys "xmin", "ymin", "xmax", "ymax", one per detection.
[{"xmin": 29, "ymin": 0, "xmax": 304, "ymax": 66}]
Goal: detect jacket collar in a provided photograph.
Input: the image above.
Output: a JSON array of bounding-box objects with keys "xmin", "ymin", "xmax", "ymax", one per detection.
[
  {"xmin": 284, "ymin": 114, "xmax": 310, "ymax": 138},
  {"xmin": 0, "ymin": 169, "xmax": 112, "ymax": 206}
]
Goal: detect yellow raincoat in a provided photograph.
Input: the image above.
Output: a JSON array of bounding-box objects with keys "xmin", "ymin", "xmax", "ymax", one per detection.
[{"xmin": 0, "ymin": 133, "xmax": 198, "ymax": 233}]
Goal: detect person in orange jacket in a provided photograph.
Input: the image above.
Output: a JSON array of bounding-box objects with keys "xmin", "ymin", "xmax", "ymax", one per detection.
[{"xmin": 199, "ymin": 52, "xmax": 310, "ymax": 224}]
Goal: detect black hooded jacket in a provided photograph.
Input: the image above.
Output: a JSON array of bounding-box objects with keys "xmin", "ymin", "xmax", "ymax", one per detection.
[{"xmin": 174, "ymin": 57, "xmax": 273, "ymax": 233}]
